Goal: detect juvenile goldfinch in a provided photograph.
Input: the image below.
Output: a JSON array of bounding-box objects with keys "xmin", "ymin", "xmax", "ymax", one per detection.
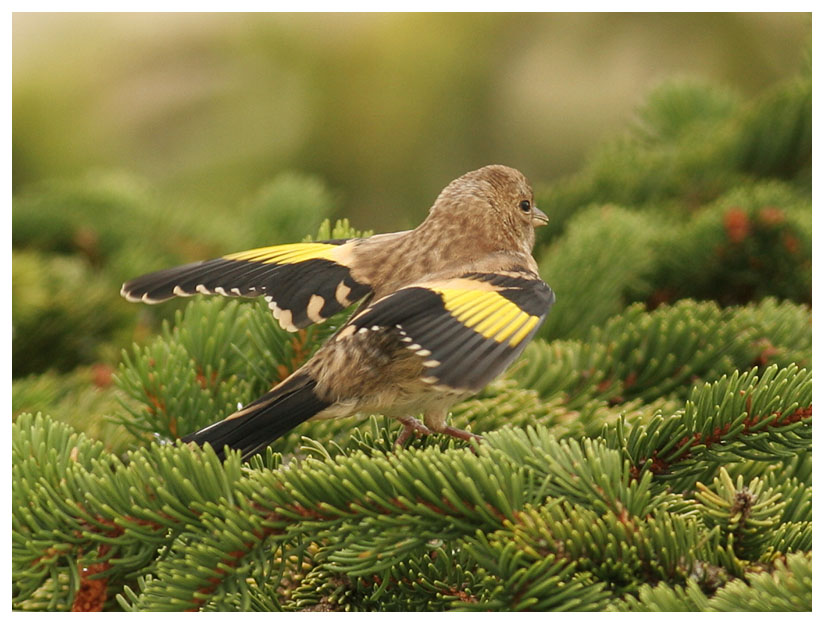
[{"xmin": 121, "ymin": 165, "xmax": 555, "ymax": 459}]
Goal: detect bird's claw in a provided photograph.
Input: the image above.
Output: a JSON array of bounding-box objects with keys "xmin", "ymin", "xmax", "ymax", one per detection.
[
  {"xmin": 395, "ymin": 416, "xmax": 433, "ymax": 446},
  {"xmin": 441, "ymin": 426, "xmax": 483, "ymax": 443},
  {"xmin": 395, "ymin": 418, "xmax": 483, "ymax": 447}
]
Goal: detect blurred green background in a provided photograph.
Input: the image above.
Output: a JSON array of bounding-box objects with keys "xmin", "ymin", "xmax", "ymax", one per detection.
[
  {"xmin": 12, "ymin": 13, "xmax": 811, "ymax": 452},
  {"xmin": 14, "ymin": 13, "xmax": 810, "ymax": 230}
]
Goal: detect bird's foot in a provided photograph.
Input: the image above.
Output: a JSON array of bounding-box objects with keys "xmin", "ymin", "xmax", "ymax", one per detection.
[
  {"xmin": 395, "ymin": 417, "xmax": 483, "ymax": 447},
  {"xmin": 395, "ymin": 416, "xmax": 433, "ymax": 446},
  {"xmin": 440, "ymin": 426, "xmax": 483, "ymax": 444}
]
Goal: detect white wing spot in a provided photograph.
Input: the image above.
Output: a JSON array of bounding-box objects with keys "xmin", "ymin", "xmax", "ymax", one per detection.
[
  {"xmin": 335, "ymin": 280, "xmax": 352, "ymax": 306},
  {"xmin": 422, "ymin": 359, "xmax": 440, "ymax": 368},
  {"xmin": 268, "ymin": 300, "xmax": 297, "ymax": 332},
  {"xmin": 307, "ymin": 294, "xmax": 326, "ymax": 323},
  {"xmin": 415, "ymin": 349, "xmax": 432, "ymax": 357},
  {"xmin": 278, "ymin": 309, "xmax": 297, "ymax": 332},
  {"xmin": 196, "ymin": 284, "xmax": 211, "ymax": 295}
]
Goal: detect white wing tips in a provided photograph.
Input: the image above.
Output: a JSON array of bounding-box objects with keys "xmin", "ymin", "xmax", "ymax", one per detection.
[{"xmin": 120, "ymin": 283, "xmax": 198, "ymax": 304}]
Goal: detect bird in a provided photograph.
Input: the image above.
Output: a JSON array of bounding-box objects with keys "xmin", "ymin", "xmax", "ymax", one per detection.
[{"xmin": 120, "ymin": 165, "xmax": 555, "ymax": 460}]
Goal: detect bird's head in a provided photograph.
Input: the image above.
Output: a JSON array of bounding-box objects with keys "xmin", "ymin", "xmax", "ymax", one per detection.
[{"xmin": 429, "ymin": 165, "xmax": 548, "ymax": 255}]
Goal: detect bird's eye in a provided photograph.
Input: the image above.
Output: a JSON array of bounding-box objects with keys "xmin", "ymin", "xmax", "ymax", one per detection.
[{"xmin": 519, "ymin": 200, "xmax": 532, "ymax": 213}]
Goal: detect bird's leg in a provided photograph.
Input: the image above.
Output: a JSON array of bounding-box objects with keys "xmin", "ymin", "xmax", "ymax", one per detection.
[{"xmin": 395, "ymin": 416, "xmax": 433, "ymax": 446}]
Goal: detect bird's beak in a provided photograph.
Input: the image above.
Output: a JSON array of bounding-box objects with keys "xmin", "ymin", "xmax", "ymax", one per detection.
[{"xmin": 531, "ymin": 206, "xmax": 549, "ymax": 227}]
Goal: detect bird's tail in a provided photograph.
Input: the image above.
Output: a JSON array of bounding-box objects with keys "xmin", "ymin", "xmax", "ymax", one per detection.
[{"xmin": 181, "ymin": 373, "xmax": 330, "ymax": 460}]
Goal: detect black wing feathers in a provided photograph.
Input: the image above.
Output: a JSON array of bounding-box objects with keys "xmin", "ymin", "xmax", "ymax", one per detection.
[
  {"xmin": 347, "ymin": 273, "xmax": 554, "ymax": 391},
  {"xmin": 120, "ymin": 240, "xmax": 372, "ymax": 330}
]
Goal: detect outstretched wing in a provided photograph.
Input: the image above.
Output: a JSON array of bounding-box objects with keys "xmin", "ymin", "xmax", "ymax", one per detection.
[
  {"xmin": 341, "ymin": 271, "xmax": 555, "ymax": 391},
  {"xmin": 120, "ymin": 240, "xmax": 372, "ymax": 331}
]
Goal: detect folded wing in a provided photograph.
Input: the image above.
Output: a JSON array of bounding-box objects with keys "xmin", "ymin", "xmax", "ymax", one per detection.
[{"xmin": 342, "ymin": 271, "xmax": 555, "ymax": 390}]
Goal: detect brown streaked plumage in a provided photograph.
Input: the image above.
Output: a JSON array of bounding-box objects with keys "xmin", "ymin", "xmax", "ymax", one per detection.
[{"xmin": 120, "ymin": 165, "xmax": 555, "ymax": 459}]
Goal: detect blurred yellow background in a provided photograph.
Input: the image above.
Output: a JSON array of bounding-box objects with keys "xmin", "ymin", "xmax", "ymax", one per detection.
[{"xmin": 13, "ymin": 12, "xmax": 810, "ymax": 230}]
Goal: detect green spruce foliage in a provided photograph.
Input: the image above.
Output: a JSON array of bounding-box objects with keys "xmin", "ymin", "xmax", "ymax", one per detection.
[{"xmin": 12, "ymin": 66, "xmax": 811, "ymax": 611}]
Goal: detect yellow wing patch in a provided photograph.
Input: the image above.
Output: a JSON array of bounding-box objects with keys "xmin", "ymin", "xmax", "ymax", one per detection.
[
  {"xmin": 430, "ymin": 286, "xmax": 540, "ymax": 347},
  {"xmin": 342, "ymin": 274, "xmax": 552, "ymax": 391},
  {"xmin": 223, "ymin": 242, "xmax": 340, "ymax": 265}
]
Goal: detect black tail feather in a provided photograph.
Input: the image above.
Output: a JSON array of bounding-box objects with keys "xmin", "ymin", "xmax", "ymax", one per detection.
[{"xmin": 181, "ymin": 373, "xmax": 330, "ymax": 460}]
